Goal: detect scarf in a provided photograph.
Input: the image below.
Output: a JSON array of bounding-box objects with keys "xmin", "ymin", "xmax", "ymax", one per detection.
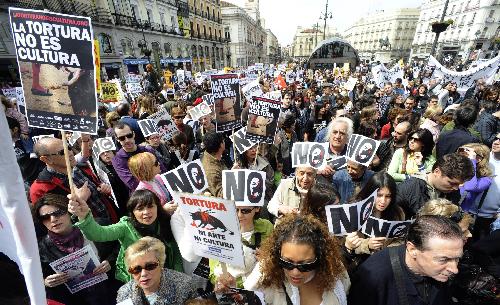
[{"xmin": 48, "ymin": 228, "xmax": 84, "ymax": 254}]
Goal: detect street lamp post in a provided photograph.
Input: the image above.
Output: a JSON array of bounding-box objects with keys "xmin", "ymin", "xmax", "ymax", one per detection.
[
  {"xmin": 430, "ymin": 0, "xmax": 451, "ymax": 57},
  {"xmin": 320, "ymin": 0, "xmax": 333, "ymax": 41}
]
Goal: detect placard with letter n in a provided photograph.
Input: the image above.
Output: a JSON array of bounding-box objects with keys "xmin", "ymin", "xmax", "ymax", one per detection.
[
  {"xmin": 160, "ymin": 159, "xmax": 208, "ymax": 200},
  {"xmin": 291, "ymin": 142, "xmax": 329, "ymax": 169},
  {"xmin": 222, "ymin": 170, "xmax": 266, "ymax": 207},
  {"xmin": 92, "ymin": 137, "xmax": 116, "ymax": 159},
  {"xmin": 346, "ymin": 134, "xmax": 380, "ymax": 166},
  {"xmin": 229, "ymin": 127, "xmax": 257, "ymax": 155},
  {"xmin": 361, "ymin": 217, "xmax": 414, "ymax": 238},
  {"xmin": 138, "ymin": 119, "xmax": 159, "ymax": 138},
  {"xmin": 325, "ymin": 189, "xmax": 377, "ymax": 236}
]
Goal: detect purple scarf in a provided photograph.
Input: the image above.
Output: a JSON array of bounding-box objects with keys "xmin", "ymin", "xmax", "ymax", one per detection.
[{"xmin": 48, "ymin": 228, "xmax": 84, "ymax": 254}]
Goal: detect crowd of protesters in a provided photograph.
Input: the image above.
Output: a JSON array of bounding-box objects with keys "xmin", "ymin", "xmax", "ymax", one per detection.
[{"xmin": 1, "ymin": 59, "xmax": 500, "ymax": 305}]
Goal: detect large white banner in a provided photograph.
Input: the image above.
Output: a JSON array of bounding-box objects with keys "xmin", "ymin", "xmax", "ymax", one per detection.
[
  {"xmin": 0, "ymin": 113, "xmax": 46, "ymax": 304},
  {"xmin": 425, "ymin": 55, "xmax": 500, "ymax": 96},
  {"xmin": 371, "ymin": 64, "xmax": 404, "ymax": 88}
]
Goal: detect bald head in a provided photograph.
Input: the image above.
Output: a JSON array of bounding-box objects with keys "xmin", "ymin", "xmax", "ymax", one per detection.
[
  {"xmin": 35, "ymin": 137, "xmax": 76, "ymax": 172},
  {"xmin": 392, "ymin": 121, "xmax": 411, "ymax": 145},
  {"xmin": 34, "ymin": 137, "xmax": 62, "ymax": 158}
]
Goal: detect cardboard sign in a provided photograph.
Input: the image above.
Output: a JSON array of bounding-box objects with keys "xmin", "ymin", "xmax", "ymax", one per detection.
[
  {"xmin": 147, "ymin": 108, "xmax": 178, "ymax": 141},
  {"xmin": 32, "ymin": 134, "xmax": 54, "ymax": 144},
  {"xmin": 15, "ymin": 87, "xmax": 26, "ymax": 115},
  {"xmin": 160, "ymin": 159, "xmax": 208, "ymax": 197},
  {"xmin": 211, "ymin": 74, "xmax": 242, "ymax": 132},
  {"xmin": 125, "ymin": 82, "xmax": 143, "ymax": 94},
  {"xmin": 202, "ymin": 93, "xmax": 214, "ymax": 106},
  {"xmin": 246, "ymin": 96, "xmax": 280, "ymax": 144},
  {"xmin": 138, "ymin": 119, "xmax": 159, "ymax": 137},
  {"xmin": 346, "ymin": 134, "xmax": 380, "ymax": 167},
  {"xmin": 125, "ymin": 73, "xmax": 142, "ymax": 84},
  {"xmin": 291, "ymin": 142, "xmax": 329, "ymax": 169},
  {"xmin": 188, "ymin": 101, "xmax": 213, "ymax": 121},
  {"xmin": 325, "ymin": 189, "xmax": 377, "ymax": 236},
  {"xmin": 176, "ymin": 192, "xmax": 244, "ymax": 267},
  {"xmin": 265, "ymin": 90, "xmax": 282, "ymax": 101},
  {"xmin": 222, "ymin": 170, "xmax": 266, "ymax": 207},
  {"xmin": 100, "ymin": 82, "xmax": 120, "ymax": 101},
  {"xmin": 242, "ymin": 80, "xmax": 263, "ymax": 102},
  {"xmin": 361, "ymin": 216, "xmax": 414, "ymax": 238},
  {"xmin": 229, "ymin": 127, "xmax": 257, "ymax": 155},
  {"xmin": 326, "ymin": 155, "xmax": 347, "ymax": 171},
  {"xmin": 9, "ymin": 8, "xmax": 98, "ymax": 134},
  {"xmin": 344, "ymin": 77, "xmax": 358, "ymax": 91},
  {"xmin": 92, "ymin": 137, "xmax": 115, "ymax": 158}
]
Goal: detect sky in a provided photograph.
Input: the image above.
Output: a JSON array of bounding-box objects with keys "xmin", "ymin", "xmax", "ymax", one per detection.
[{"xmin": 226, "ymin": 0, "xmax": 423, "ymax": 45}]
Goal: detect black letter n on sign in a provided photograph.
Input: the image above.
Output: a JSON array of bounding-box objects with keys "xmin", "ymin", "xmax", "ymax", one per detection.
[
  {"xmin": 163, "ymin": 170, "xmax": 193, "ymax": 193},
  {"xmin": 329, "ymin": 205, "xmax": 358, "ymax": 235},
  {"xmin": 224, "ymin": 171, "xmax": 245, "ymax": 202}
]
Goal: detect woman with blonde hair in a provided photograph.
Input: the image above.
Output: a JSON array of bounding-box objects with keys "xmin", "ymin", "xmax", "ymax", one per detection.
[
  {"xmin": 457, "ymin": 143, "xmax": 493, "ymax": 213},
  {"xmin": 128, "ymin": 152, "xmax": 175, "ymax": 214},
  {"xmin": 419, "ymin": 105, "xmax": 443, "ymax": 142},
  {"xmin": 105, "ymin": 111, "xmax": 120, "ymax": 137},
  {"xmin": 418, "ymin": 198, "xmax": 473, "ymax": 240}
]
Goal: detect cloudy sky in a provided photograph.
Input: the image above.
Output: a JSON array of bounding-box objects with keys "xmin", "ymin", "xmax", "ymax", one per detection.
[{"xmin": 226, "ymin": 0, "xmax": 423, "ymax": 45}]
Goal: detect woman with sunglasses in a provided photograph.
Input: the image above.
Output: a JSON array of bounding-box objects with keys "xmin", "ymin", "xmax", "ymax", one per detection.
[
  {"xmin": 456, "ymin": 144, "xmax": 493, "ymax": 213},
  {"xmin": 128, "ymin": 152, "xmax": 174, "ymax": 211},
  {"xmin": 168, "ymin": 131, "xmax": 200, "ymax": 170},
  {"xmin": 117, "ymin": 237, "xmax": 196, "ymax": 304},
  {"xmin": 210, "ymin": 204, "xmax": 273, "ymax": 292},
  {"xmin": 387, "ymin": 128, "xmax": 436, "ymax": 182},
  {"xmin": 251, "ymin": 214, "xmax": 349, "ymax": 305},
  {"xmin": 69, "ymin": 189, "xmax": 184, "ymax": 284},
  {"xmin": 35, "ymin": 193, "xmax": 116, "ymax": 305}
]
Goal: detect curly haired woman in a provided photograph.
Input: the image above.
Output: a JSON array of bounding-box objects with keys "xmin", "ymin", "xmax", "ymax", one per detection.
[{"xmin": 247, "ymin": 214, "xmax": 350, "ymax": 305}]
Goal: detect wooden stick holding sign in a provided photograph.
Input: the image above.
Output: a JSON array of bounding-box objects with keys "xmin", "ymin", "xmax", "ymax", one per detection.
[
  {"xmin": 60, "ymin": 131, "xmax": 75, "ymax": 194},
  {"xmin": 254, "ymin": 143, "xmax": 259, "ymax": 167}
]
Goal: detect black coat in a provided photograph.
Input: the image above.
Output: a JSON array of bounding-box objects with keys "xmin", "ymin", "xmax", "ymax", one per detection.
[
  {"xmin": 348, "ymin": 245, "xmax": 454, "ymax": 305},
  {"xmin": 474, "ymin": 111, "xmax": 499, "ymax": 147},
  {"xmin": 396, "ymin": 177, "xmax": 460, "ymax": 219},
  {"xmin": 435, "ymin": 127, "xmax": 480, "ymax": 159}
]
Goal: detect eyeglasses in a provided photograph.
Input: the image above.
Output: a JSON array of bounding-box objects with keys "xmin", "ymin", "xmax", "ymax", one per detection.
[
  {"xmin": 410, "ymin": 136, "xmax": 420, "ymax": 141},
  {"xmin": 494, "ymin": 137, "xmax": 500, "ymax": 142},
  {"xmin": 128, "ymin": 261, "xmax": 159, "ymax": 275},
  {"xmin": 236, "ymin": 208, "xmax": 254, "ymax": 214},
  {"xmin": 278, "ymin": 257, "xmax": 318, "ymax": 272},
  {"xmin": 117, "ymin": 132, "xmax": 134, "ymax": 142},
  {"xmin": 39, "ymin": 209, "xmax": 67, "ymax": 221}
]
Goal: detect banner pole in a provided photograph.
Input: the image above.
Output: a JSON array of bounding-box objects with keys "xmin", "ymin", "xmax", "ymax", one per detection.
[
  {"xmin": 254, "ymin": 143, "xmax": 259, "ymax": 167},
  {"xmin": 61, "ymin": 130, "xmax": 75, "ymax": 195},
  {"xmin": 232, "ymin": 128, "xmax": 237, "ymax": 164}
]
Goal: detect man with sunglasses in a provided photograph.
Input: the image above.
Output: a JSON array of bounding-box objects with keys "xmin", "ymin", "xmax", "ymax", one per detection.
[
  {"xmin": 112, "ymin": 122, "xmax": 168, "ymax": 192},
  {"xmin": 30, "ymin": 137, "xmax": 118, "ymax": 223}
]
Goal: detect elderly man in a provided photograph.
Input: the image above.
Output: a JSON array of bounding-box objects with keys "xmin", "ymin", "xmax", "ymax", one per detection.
[
  {"xmin": 332, "ymin": 159, "xmax": 374, "ymax": 204},
  {"xmin": 30, "ymin": 137, "xmax": 118, "ymax": 222},
  {"xmin": 268, "ymin": 166, "xmax": 316, "ymax": 218},
  {"xmin": 349, "ymin": 215, "xmax": 464, "ymax": 305},
  {"xmin": 314, "ymin": 117, "xmax": 354, "ymax": 185},
  {"xmin": 112, "ymin": 122, "xmax": 168, "ymax": 191}
]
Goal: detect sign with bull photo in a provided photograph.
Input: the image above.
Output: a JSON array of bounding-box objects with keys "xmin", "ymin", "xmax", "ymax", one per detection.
[
  {"xmin": 92, "ymin": 137, "xmax": 116, "ymax": 160},
  {"xmin": 361, "ymin": 217, "xmax": 414, "ymax": 238},
  {"xmin": 211, "ymin": 74, "xmax": 242, "ymax": 132},
  {"xmin": 138, "ymin": 119, "xmax": 159, "ymax": 138},
  {"xmin": 345, "ymin": 134, "xmax": 380, "ymax": 167},
  {"xmin": 325, "ymin": 189, "xmax": 377, "ymax": 236},
  {"xmin": 229, "ymin": 127, "xmax": 257, "ymax": 155},
  {"xmin": 222, "ymin": 170, "xmax": 266, "ymax": 207},
  {"xmin": 176, "ymin": 192, "xmax": 245, "ymax": 267},
  {"xmin": 291, "ymin": 142, "xmax": 329, "ymax": 169},
  {"xmin": 147, "ymin": 108, "xmax": 178, "ymax": 141},
  {"xmin": 246, "ymin": 96, "xmax": 281, "ymax": 144},
  {"xmin": 160, "ymin": 159, "xmax": 208, "ymax": 202},
  {"xmin": 188, "ymin": 101, "xmax": 213, "ymax": 121}
]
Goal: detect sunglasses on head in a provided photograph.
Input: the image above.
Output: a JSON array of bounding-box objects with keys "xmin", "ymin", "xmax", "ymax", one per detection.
[
  {"xmin": 39, "ymin": 209, "xmax": 67, "ymax": 221},
  {"xmin": 236, "ymin": 207, "xmax": 254, "ymax": 214},
  {"xmin": 128, "ymin": 261, "xmax": 159, "ymax": 275},
  {"xmin": 278, "ymin": 257, "xmax": 318, "ymax": 272},
  {"xmin": 117, "ymin": 132, "xmax": 134, "ymax": 142}
]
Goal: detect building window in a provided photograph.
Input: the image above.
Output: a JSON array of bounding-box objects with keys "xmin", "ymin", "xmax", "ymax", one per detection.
[
  {"xmin": 152, "ymin": 41, "xmax": 161, "ymax": 56},
  {"xmin": 120, "ymin": 38, "xmax": 134, "ymax": 56},
  {"xmin": 98, "ymin": 33, "xmax": 113, "ymax": 54},
  {"xmin": 164, "ymin": 43, "xmax": 172, "ymax": 57}
]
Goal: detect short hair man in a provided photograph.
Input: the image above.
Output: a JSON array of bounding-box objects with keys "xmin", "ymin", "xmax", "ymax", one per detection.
[
  {"xmin": 332, "ymin": 159, "xmax": 374, "ymax": 204},
  {"xmin": 404, "ymin": 96, "xmax": 417, "ymax": 112},
  {"xmin": 31, "ymin": 137, "xmax": 118, "ymax": 222},
  {"xmin": 348, "ymin": 215, "xmax": 464, "ymax": 305},
  {"xmin": 112, "ymin": 122, "xmax": 167, "ymax": 191},
  {"xmin": 397, "ymin": 153, "xmax": 474, "ymax": 218},
  {"xmin": 374, "ymin": 121, "xmax": 411, "ymax": 172},
  {"xmin": 201, "ymin": 131, "xmax": 227, "ymax": 198}
]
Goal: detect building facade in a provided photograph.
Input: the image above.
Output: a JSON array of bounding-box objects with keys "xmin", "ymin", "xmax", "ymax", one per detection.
[
  {"xmin": 266, "ymin": 29, "xmax": 280, "ymax": 64},
  {"xmin": 0, "ymin": 0, "xmax": 226, "ymax": 83},
  {"xmin": 410, "ymin": 0, "xmax": 500, "ymax": 61},
  {"xmin": 221, "ymin": 0, "xmax": 268, "ymax": 67},
  {"xmin": 344, "ymin": 8, "xmax": 420, "ymax": 63},
  {"xmin": 291, "ymin": 25, "xmax": 338, "ymax": 60}
]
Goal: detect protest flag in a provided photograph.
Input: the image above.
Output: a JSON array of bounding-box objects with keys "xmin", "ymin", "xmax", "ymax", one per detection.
[{"xmin": 0, "ymin": 112, "xmax": 46, "ymax": 304}]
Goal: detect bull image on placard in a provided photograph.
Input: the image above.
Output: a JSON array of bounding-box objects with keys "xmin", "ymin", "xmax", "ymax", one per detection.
[
  {"xmin": 247, "ymin": 176, "xmax": 263, "ymax": 202},
  {"xmin": 190, "ymin": 210, "xmax": 234, "ymax": 235}
]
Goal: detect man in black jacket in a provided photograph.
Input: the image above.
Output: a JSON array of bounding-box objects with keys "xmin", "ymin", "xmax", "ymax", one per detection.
[
  {"xmin": 348, "ymin": 215, "xmax": 464, "ymax": 305},
  {"xmin": 396, "ymin": 153, "xmax": 474, "ymax": 218}
]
